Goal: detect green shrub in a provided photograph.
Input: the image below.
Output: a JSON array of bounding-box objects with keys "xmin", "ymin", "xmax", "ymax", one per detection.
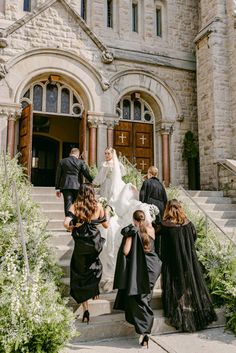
[{"xmin": 0, "ymin": 154, "xmax": 76, "ymax": 352}]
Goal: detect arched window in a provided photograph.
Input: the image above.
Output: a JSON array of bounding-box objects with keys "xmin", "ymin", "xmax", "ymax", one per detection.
[
  {"xmin": 33, "ymin": 85, "xmax": 43, "ymax": 111},
  {"xmin": 123, "ymin": 100, "xmax": 131, "ymax": 120},
  {"xmin": 119, "ymin": 94, "xmax": 154, "ymax": 123},
  {"xmin": 46, "ymin": 84, "xmax": 58, "ymax": 113},
  {"xmin": 107, "ymin": 0, "xmax": 113, "ymax": 28},
  {"xmin": 61, "ymin": 88, "xmax": 70, "ymax": 114},
  {"xmin": 81, "ymin": 0, "xmax": 87, "ymax": 21},
  {"xmin": 23, "ymin": 0, "xmax": 31, "ymax": 12},
  {"xmin": 21, "ymin": 80, "xmax": 83, "ymax": 116}
]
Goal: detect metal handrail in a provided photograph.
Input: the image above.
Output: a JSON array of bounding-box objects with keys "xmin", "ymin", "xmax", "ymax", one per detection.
[
  {"xmin": 217, "ymin": 161, "xmax": 236, "ymax": 191},
  {"xmin": 179, "ymin": 185, "xmax": 236, "ymax": 246}
]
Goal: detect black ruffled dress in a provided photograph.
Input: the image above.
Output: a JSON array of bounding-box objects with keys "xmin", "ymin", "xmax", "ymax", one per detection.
[
  {"xmin": 113, "ymin": 224, "xmax": 161, "ymax": 334},
  {"xmin": 160, "ymin": 220, "xmax": 217, "ymax": 332},
  {"xmin": 68, "ymin": 211, "xmax": 106, "ymax": 304}
]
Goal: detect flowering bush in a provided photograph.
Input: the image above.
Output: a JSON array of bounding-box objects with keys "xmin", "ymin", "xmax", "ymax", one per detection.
[
  {"xmin": 98, "ymin": 196, "xmax": 116, "ymax": 217},
  {"xmin": 0, "ymin": 154, "xmax": 75, "ymax": 352}
]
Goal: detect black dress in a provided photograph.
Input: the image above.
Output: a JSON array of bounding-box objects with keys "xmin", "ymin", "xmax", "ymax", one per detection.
[
  {"xmin": 113, "ymin": 224, "xmax": 161, "ymax": 334},
  {"xmin": 69, "ymin": 212, "xmax": 105, "ymax": 304},
  {"xmin": 160, "ymin": 220, "xmax": 217, "ymax": 332}
]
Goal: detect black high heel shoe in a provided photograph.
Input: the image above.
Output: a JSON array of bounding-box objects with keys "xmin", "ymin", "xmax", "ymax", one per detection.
[
  {"xmin": 140, "ymin": 335, "xmax": 149, "ymax": 348},
  {"xmin": 82, "ymin": 310, "xmax": 90, "ymax": 324}
]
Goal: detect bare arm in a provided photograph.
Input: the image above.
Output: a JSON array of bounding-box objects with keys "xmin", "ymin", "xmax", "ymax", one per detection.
[
  {"xmin": 63, "ymin": 205, "xmax": 75, "ymax": 231},
  {"xmin": 98, "ymin": 203, "xmax": 109, "ymax": 229},
  {"xmin": 123, "ymin": 237, "xmax": 132, "ymax": 256}
]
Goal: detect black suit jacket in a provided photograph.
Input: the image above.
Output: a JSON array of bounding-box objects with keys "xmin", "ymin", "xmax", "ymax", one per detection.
[
  {"xmin": 139, "ymin": 177, "xmax": 167, "ymax": 218},
  {"xmin": 55, "ymin": 156, "xmax": 93, "ymax": 190}
]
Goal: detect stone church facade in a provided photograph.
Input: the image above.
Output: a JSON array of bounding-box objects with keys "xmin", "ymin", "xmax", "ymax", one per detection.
[{"xmin": 0, "ymin": 0, "xmax": 235, "ymax": 189}]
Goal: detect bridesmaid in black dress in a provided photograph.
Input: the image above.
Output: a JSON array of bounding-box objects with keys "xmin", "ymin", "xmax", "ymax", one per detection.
[
  {"xmin": 64, "ymin": 183, "xmax": 109, "ymax": 323},
  {"xmin": 113, "ymin": 210, "xmax": 161, "ymax": 348},
  {"xmin": 159, "ymin": 199, "xmax": 217, "ymax": 332}
]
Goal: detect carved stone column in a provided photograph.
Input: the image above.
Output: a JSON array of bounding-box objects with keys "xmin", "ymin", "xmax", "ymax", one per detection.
[
  {"xmin": 97, "ymin": 119, "xmax": 108, "ymax": 167},
  {"xmin": 104, "ymin": 118, "xmax": 119, "ymax": 148},
  {"xmin": 159, "ymin": 123, "xmax": 174, "ymax": 187},
  {"xmin": 87, "ymin": 117, "xmax": 98, "ymax": 166},
  {"xmin": 0, "ymin": 104, "xmax": 21, "ymax": 155}
]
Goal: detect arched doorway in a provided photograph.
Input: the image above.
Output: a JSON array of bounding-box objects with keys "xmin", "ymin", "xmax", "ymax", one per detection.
[
  {"xmin": 114, "ymin": 92, "xmax": 155, "ymax": 173},
  {"xmin": 19, "ymin": 77, "xmax": 84, "ymax": 186}
]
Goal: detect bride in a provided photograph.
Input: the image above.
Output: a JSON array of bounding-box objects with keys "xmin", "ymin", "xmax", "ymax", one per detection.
[{"xmin": 93, "ymin": 147, "xmax": 157, "ymax": 291}]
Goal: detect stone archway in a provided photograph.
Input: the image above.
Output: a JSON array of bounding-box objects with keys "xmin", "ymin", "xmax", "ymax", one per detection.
[{"xmin": 108, "ymin": 70, "xmax": 183, "ymax": 185}]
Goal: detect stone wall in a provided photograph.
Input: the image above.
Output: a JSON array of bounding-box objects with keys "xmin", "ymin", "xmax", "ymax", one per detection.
[{"xmin": 196, "ymin": 0, "xmax": 232, "ymax": 189}]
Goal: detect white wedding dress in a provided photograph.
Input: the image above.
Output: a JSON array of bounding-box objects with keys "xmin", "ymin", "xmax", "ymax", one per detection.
[{"xmin": 93, "ymin": 151, "xmax": 156, "ymax": 292}]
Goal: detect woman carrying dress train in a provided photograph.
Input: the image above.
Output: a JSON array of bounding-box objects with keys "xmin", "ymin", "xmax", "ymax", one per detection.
[
  {"xmin": 113, "ymin": 210, "xmax": 162, "ymax": 347},
  {"xmin": 64, "ymin": 183, "xmax": 109, "ymax": 323},
  {"xmin": 159, "ymin": 199, "xmax": 217, "ymax": 332}
]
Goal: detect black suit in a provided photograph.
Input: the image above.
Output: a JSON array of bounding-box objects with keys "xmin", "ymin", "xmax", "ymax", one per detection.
[
  {"xmin": 55, "ymin": 155, "xmax": 93, "ymax": 215},
  {"xmin": 139, "ymin": 177, "xmax": 167, "ymax": 221}
]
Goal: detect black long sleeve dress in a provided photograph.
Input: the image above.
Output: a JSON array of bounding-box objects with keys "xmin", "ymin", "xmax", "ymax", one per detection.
[
  {"xmin": 160, "ymin": 220, "xmax": 217, "ymax": 332},
  {"xmin": 113, "ymin": 224, "xmax": 162, "ymax": 335},
  {"xmin": 68, "ymin": 211, "xmax": 106, "ymax": 304}
]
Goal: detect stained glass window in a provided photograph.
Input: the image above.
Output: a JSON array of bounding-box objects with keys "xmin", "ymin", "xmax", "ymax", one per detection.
[
  {"xmin": 81, "ymin": 0, "xmax": 87, "ymax": 21},
  {"xmin": 23, "ymin": 89, "xmax": 30, "ymax": 98},
  {"xmin": 33, "ymin": 85, "xmax": 43, "ymax": 111},
  {"xmin": 134, "ymin": 100, "xmax": 141, "ymax": 120},
  {"xmin": 46, "ymin": 84, "xmax": 58, "ymax": 113},
  {"xmin": 107, "ymin": 0, "xmax": 113, "ymax": 28},
  {"xmin": 61, "ymin": 88, "xmax": 70, "ymax": 114},
  {"xmin": 23, "ymin": 0, "xmax": 31, "ymax": 12},
  {"xmin": 123, "ymin": 100, "xmax": 131, "ymax": 119}
]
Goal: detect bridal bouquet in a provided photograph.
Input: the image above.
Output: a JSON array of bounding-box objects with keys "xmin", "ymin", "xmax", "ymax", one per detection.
[
  {"xmin": 98, "ymin": 197, "xmax": 116, "ymax": 217},
  {"xmin": 148, "ymin": 204, "xmax": 159, "ymax": 221}
]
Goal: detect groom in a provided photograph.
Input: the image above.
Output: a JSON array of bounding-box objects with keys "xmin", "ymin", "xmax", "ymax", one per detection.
[{"xmin": 55, "ymin": 148, "xmax": 93, "ymax": 216}]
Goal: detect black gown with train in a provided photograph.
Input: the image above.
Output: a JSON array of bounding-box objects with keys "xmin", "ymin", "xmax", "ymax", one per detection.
[
  {"xmin": 68, "ymin": 211, "xmax": 105, "ymax": 304},
  {"xmin": 113, "ymin": 224, "xmax": 162, "ymax": 334},
  {"xmin": 160, "ymin": 220, "xmax": 217, "ymax": 332}
]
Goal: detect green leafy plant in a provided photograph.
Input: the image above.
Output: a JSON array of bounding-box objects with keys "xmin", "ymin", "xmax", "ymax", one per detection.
[
  {"xmin": 0, "ymin": 154, "xmax": 76, "ymax": 352},
  {"xmin": 182, "ymin": 131, "xmax": 199, "ymax": 160},
  {"xmin": 118, "ymin": 154, "xmax": 144, "ymax": 190}
]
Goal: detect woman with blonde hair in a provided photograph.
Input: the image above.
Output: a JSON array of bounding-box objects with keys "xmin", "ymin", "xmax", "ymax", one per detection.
[
  {"xmin": 159, "ymin": 199, "xmax": 217, "ymax": 332},
  {"xmin": 113, "ymin": 210, "xmax": 162, "ymax": 347},
  {"xmin": 64, "ymin": 183, "xmax": 109, "ymax": 324}
]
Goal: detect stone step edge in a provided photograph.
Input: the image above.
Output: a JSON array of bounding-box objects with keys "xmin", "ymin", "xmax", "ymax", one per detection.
[{"xmin": 71, "ymin": 308, "xmax": 225, "ymax": 343}]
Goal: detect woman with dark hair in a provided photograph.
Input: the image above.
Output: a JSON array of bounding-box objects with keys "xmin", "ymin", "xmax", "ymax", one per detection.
[
  {"xmin": 113, "ymin": 210, "xmax": 161, "ymax": 348},
  {"xmin": 160, "ymin": 199, "xmax": 217, "ymax": 332},
  {"xmin": 64, "ymin": 183, "xmax": 109, "ymax": 324}
]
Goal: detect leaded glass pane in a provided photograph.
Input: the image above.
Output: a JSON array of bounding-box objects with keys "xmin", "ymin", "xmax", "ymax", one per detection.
[
  {"xmin": 23, "ymin": 89, "xmax": 30, "ymax": 98},
  {"xmin": 46, "ymin": 84, "xmax": 58, "ymax": 113},
  {"xmin": 134, "ymin": 100, "xmax": 141, "ymax": 120},
  {"xmin": 123, "ymin": 100, "xmax": 131, "ymax": 120},
  {"xmin": 33, "ymin": 85, "xmax": 43, "ymax": 111},
  {"xmin": 73, "ymin": 94, "xmax": 79, "ymax": 104},
  {"xmin": 23, "ymin": 0, "xmax": 31, "ymax": 12},
  {"xmin": 61, "ymin": 88, "xmax": 70, "ymax": 114}
]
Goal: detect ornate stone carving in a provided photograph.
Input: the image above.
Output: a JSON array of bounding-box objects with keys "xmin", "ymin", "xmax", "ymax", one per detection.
[
  {"xmin": 101, "ymin": 50, "xmax": 114, "ymax": 64},
  {"xmin": 101, "ymin": 79, "xmax": 111, "ymax": 91},
  {"xmin": 0, "ymin": 38, "xmax": 8, "ymax": 48},
  {"xmin": 0, "ymin": 64, "xmax": 8, "ymax": 80},
  {"xmin": 156, "ymin": 122, "xmax": 174, "ymax": 134},
  {"xmin": 104, "ymin": 119, "xmax": 119, "ymax": 129}
]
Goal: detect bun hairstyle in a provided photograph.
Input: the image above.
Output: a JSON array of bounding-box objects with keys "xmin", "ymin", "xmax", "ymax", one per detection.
[
  {"xmin": 133, "ymin": 210, "xmax": 151, "ymax": 252},
  {"xmin": 163, "ymin": 199, "xmax": 187, "ymax": 225},
  {"xmin": 74, "ymin": 183, "xmax": 98, "ymax": 222},
  {"xmin": 105, "ymin": 147, "xmax": 114, "ymax": 153},
  {"xmin": 148, "ymin": 166, "xmax": 158, "ymax": 177}
]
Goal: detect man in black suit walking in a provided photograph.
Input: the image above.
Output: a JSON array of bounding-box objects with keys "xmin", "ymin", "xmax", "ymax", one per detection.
[{"xmin": 55, "ymin": 148, "xmax": 93, "ymax": 216}]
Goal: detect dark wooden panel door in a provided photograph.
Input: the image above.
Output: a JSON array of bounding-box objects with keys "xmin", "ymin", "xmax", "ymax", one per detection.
[
  {"xmin": 19, "ymin": 105, "xmax": 33, "ymax": 178},
  {"xmin": 114, "ymin": 121, "xmax": 153, "ymax": 173}
]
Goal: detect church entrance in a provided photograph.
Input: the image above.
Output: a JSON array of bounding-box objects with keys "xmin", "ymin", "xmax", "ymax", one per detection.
[
  {"xmin": 19, "ymin": 77, "xmax": 85, "ymax": 186},
  {"xmin": 114, "ymin": 93, "xmax": 154, "ymax": 173}
]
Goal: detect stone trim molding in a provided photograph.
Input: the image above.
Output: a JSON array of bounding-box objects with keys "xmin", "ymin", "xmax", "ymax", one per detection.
[
  {"xmin": 0, "ymin": 103, "xmax": 22, "ymax": 119},
  {"xmin": 0, "ymin": 0, "xmax": 114, "ymax": 64},
  {"xmin": 194, "ymin": 17, "xmax": 222, "ymax": 45},
  {"xmin": 0, "ymin": 64, "xmax": 8, "ymax": 80},
  {"xmin": 156, "ymin": 122, "xmax": 174, "ymax": 135}
]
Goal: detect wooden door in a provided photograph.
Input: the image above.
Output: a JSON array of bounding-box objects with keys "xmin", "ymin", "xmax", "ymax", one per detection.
[
  {"xmin": 19, "ymin": 105, "xmax": 33, "ymax": 178},
  {"xmin": 114, "ymin": 121, "xmax": 153, "ymax": 173}
]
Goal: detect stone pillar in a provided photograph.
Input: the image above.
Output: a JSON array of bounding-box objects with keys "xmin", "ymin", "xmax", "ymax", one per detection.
[
  {"xmin": 97, "ymin": 120, "xmax": 108, "ymax": 167},
  {"xmin": 0, "ymin": 105, "xmax": 21, "ymax": 155},
  {"xmin": 88, "ymin": 118, "xmax": 98, "ymax": 166},
  {"xmin": 105, "ymin": 118, "xmax": 119, "ymax": 148},
  {"xmin": 7, "ymin": 113, "xmax": 17, "ymax": 158},
  {"xmin": 159, "ymin": 123, "xmax": 173, "ymax": 187}
]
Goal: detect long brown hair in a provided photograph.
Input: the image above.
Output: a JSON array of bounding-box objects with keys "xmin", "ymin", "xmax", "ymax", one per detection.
[
  {"xmin": 133, "ymin": 210, "xmax": 151, "ymax": 252},
  {"xmin": 74, "ymin": 183, "xmax": 98, "ymax": 222},
  {"xmin": 163, "ymin": 199, "xmax": 187, "ymax": 225}
]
